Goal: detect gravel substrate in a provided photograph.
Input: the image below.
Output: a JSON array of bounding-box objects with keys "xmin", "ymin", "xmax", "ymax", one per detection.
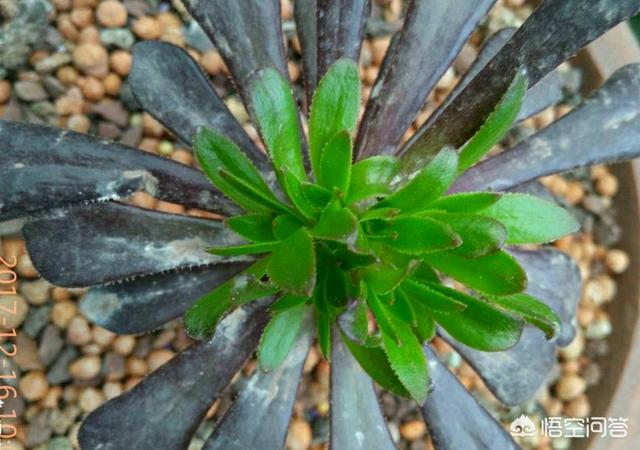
[{"xmin": 0, "ymin": 1, "xmax": 630, "ymax": 449}]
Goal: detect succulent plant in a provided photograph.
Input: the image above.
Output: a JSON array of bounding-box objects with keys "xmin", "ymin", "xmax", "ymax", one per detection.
[{"xmin": 2, "ymin": 1, "xmax": 640, "ymax": 449}]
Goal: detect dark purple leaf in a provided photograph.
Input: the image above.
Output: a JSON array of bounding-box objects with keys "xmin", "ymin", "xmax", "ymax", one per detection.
[
  {"xmin": 80, "ymin": 264, "xmax": 248, "ymax": 334},
  {"xmin": 511, "ymin": 248, "xmax": 581, "ymax": 347},
  {"xmin": 442, "ymin": 326, "xmax": 555, "ymax": 407},
  {"xmin": 182, "ymin": 0, "xmax": 289, "ymax": 105},
  {"xmin": 202, "ymin": 315, "xmax": 312, "ymax": 450},
  {"xmin": 421, "ymin": 346, "xmax": 520, "ymax": 450},
  {"xmin": 0, "ymin": 121, "xmax": 237, "ymax": 222},
  {"xmin": 445, "ymin": 27, "xmax": 567, "ymax": 123},
  {"xmin": 316, "ymin": 0, "xmax": 370, "ymax": 79},
  {"xmin": 78, "ymin": 302, "xmax": 269, "ymax": 450},
  {"xmin": 23, "ymin": 202, "xmax": 247, "ymax": 287},
  {"xmin": 294, "ymin": 0, "xmax": 318, "ymax": 106},
  {"xmin": 129, "ymin": 41, "xmax": 267, "ymax": 168},
  {"xmin": 452, "ymin": 64, "xmax": 640, "ymax": 192},
  {"xmin": 356, "ymin": 0, "xmax": 495, "ymax": 158},
  {"xmin": 400, "ymin": 0, "xmax": 640, "ymax": 173},
  {"xmin": 330, "ymin": 330, "xmax": 396, "ymax": 450}
]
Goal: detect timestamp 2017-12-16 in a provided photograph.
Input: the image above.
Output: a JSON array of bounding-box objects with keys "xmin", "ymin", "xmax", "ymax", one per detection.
[{"xmin": 0, "ymin": 253, "xmax": 20, "ymax": 448}]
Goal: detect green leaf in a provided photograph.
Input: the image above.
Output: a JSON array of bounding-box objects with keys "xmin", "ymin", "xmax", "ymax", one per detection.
[
  {"xmin": 323, "ymin": 264, "xmax": 349, "ymax": 307},
  {"xmin": 347, "ymin": 156, "xmax": 400, "ymax": 204},
  {"xmin": 258, "ymin": 303, "xmax": 306, "ymax": 371},
  {"xmin": 225, "ymin": 213, "xmax": 276, "ymax": 242},
  {"xmin": 280, "ymin": 170, "xmax": 318, "ymax": 220},
  {"xmin": 360, "ymin": 207, "xmax": 401, "ymax": 222},
  {"xmin": 381, "ymin": 147, "xmax": 458, "ymax": 213},
  {"xmin": 457, "ymin": 70, "xmax": 528, "ymax": 173},
  {"xmin": 270, "ymin": 293, "xmax": 309, "ymax": 312},
  {"xmin": 249, "ymin": 67, "xmax": 307, "ymax": 188},
  {"xmin": 317, "ymin": 131, "xmax": 353, "ymax": 193},
  {"xmin": 366, "ymin": 216, "xmax": 461, "ymax": 255},
  {"xmin": 422, "ymin": 250, "xmax": 527, "ymax": 295},
  {"xmin": 184, "ymin": 260, "xmax": 276, "ymax": 338},
  {"xmin": 363, "ymin": 260, "xmax": 417, "ymax": 295},
  {"xmin": 382, "ymin": 315, "xmax": 429, "ymax": 403},
  {"xmin": 267, "ymin": 228, "xmax": 316, "ymax": 295},
  {"xmin": 312, "ymin": 200, "xmax": 358, "ymax": 242},
  {"xmin": 487, "ymin": 293, "xmax": 561, "ymax": 339},
  {"xmin": 208, "ymin": 241, "xmax": 279, "ymax": 257},
  {"xmin": 400, "ymin": 279, "xmax": 467, "ymax": 313},
  {"xmin": 424, "ymin": 212, "xmax": 506, "ymax": 258},
  {"xmin": 428, "ymin": 192, "xmax": 501, "ymax": 214},
  {"xmin": 387, "ymin": 290, "xmax": 416, "ymax": 325},
  {"xmin": 412, "ymin": 310, "xmax": 436, "ymax": 344},
  {"xmin": 219, "ymin": 169, "xmax": 295, "ymax": 216},
  {"xmin": 365, "ymin": 286, "xmax": 398, "ymax": 341},
  {"xmin": 309, "ymin": 58, "xmax": 360, "ymax": 178},
  {"xmin": 411, "ymin": 262, "xmax": 440, "ymax": 284},
  {"xmin": 194, "ymin": 127, "xmax": 277, "ymax": 212},
  {"xmin": 425, "ymin": 283, "xmax": 524, "ymax": 351},
  {"xmin": 316, "ymin": 294, "xmax": 332, "ymax": 360},
  {"xmin": 302, "ymin": 182, "xmax": 332, "ymax": 209},
  {"xmin": 481, "ymin": 193, "xmax": 580, "ymax": 244},
  {"xmin": 272, "ymin": 214, "xmax": 304, "ymax": 240},
  {"xmin": 341, "ymin": 332, "xmax": 410, "ymax": 397}
]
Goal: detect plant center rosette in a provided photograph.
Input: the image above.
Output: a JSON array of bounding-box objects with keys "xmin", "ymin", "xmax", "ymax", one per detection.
[{"xmin": 185, "ymin": 59, "xmax": 579, "ymax": 403}]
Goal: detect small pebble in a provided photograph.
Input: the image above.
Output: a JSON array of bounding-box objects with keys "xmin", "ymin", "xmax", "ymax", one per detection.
[
  {"xmin": 96, "ymin": 0, "xmax": 128, "ymax": 27},
  {"xmin": 0, "ymin": 295, "xmax": 29, "ymax": 328},
  {"xmin": 286, "ymin": 419, "xmax": 312, "ymax": 450},
  {"xmin": 133, "ymin": 16, "xmax": 163, "ymax": 40},
  {"xmin": 69, "ymin": 355, "xmax": 102, "ymax": 380},
  {"xmin": 0, "ymin": 79, "xmax": 12, "ymax": 103},
  {"xmin": 66, "ymin": 316, "xmax": 92, "ymax": 345},
  {"xmin": 147, "ymin": 349, "xmax": 174, "ymax": 371},
  {"xmin": 595, "ymin": 173, "xmax": 619, "ymax": 197},
  {"xmin": 51, "ymin": 301, "xmax": 77, "ymax": 328},
  {"xmin": 112, "ymin": 335, "xmax": 136, "ymax": 355},
  {"xmin": 555, "ymin": 374, "xmax": 586, "ymax": 401},
  {"xmin": 20, "ymin": 371, "xmax": 49, "ymax": 401},
  {"xmin": 400, "ymin": 420, "xmax": 426, "ymax": 441},
  {"xmin": 73, "ymin": 42, "xmax": 109, "ymax": 78},
  {"xmin": 79, "ymin": 387, "xmax": 105, "ymax": 412},
  {"xmin": 605, "ymin": 249, "xmax": 629, "ymax": 274},
  {"xmin": 110, "ymin": 50, "xmax": 132, "ymax": 75},
  {"xmin": 584, "ymin": 316, "xmax": 612, "ymax": 340}
]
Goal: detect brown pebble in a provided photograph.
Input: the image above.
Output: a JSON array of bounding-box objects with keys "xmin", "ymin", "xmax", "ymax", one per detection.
[
  {"xmin": 564, "ymin": 181, "xmax": 585, "ymax": 205},
  {"xmin": 129, "ymin": 192, "xmax": 157, "ymax": 209},
  {"xmin": 555, "ymin": 374, "xmax": 586, "ymax": 401},
  {"xmin": 74, "ymin": 0, "xmax": 98, "ymax": 7},
  {"xmin": 70, "ymin": 7, "xmax": 94, "ymax": 28},
  {"xmin": 19, "ymin": 371, "xmax": 49, "ymax": 401},
  {"xmin": 595, "ymin": 173, "xmax": 618, "ymax": 197},
  {"xmin": 79, "ymin": 387, "xmax": 105, "ymax": 412},
  {"xmin": 57, "ymin": 14, "xmax": 80, "ymax": 41},
  {"xmin": 79, "ymin": 76, "xmax": 105, "ymax": 101},
  {"xmin": 102, "ymin": 73, "xmax": 122, "ymax": 96},
  {"xmin": 142, "ymin": 112, "xmax": 164, "ymax": 137},
  {"xmin": 51, "ymin": 301, "xmax": 78, "ymax": 328},
  {"xmin": 67, "ymin": 316, "xmax": 92, "ymax": 345},
  {"xmin": 69, "ymin": 355, "xmax": 102, "ymax": 380},
  {"xmin": 56, "ymin": 65, "xmax": 79, "ymax": 85},
  {"xmin": 605, "ymin": 249, "xmax": 629, "ymax": 274},
  {"xmin": 73, "ymin": 42, "xmax": 109, "ymax": 78},
  {"xmin": 139, "ymin": 137, "xmax": 159, "ymax": 153},
  {"xmin": 155, "ymin": 201, "xmax": 185, "ymax": 215},
  {"xmin": 78, "ymin": 25, "xmax": 101, "ymax": 43},
  {"xmin": 133, "ymin": 16, "xmax": 163, "ymax": 40},
  {"xmin": 400, "ymin": 420, "xmax": 426, "ymax": 441},
  {"xmin": 96, "ymin": 0, "xmax": 128, "ymax": 27},
  {"xmin": 112, "ymin": 335, "xmax": 136, "ymax": 356},
  {"xmin": 0, "ymin": 295, "xmax": 28, "ymax": 329},
  {"xmin": 201, "ymin": 51, "xmax": 227, "ymax": 76},
  {"xmin": 286, "ymin": 419, "xmax": 312, "ymax": 450},
  {"xmin": 103, "ymin": 381, "xmax": 123, "ymax": 399},
  {"xmin": 67, "ymin": 113, "xmax": 91, "ymax": 133},
  {"xmin": 40, "ymin": 385, "xmax": 63, "ymax": 409},
  {"xmin": 110, "ymin": 50, "xmax": 132, "ymax": 76},
  {"xmin": 53, "ymin": 0, "xmax": 72, "ymax": 10},
  {"xmin": 564, "ymin": 394, "xmax": 591, "ymax": 418},
  {"xmin": 92, "ymin": 326, "xmax": 116, "ymax": 347},
  {"xmin": 371, "ymin": 37, "xmax": 391, "ymax": 66},
  {"xmin": 127, "ymin": 357, "xmax": 148, "ymax": 376},
  {"xmin": 147, "ymin": 349, "xmax": 174, "ymax": 371},
  {"xmin": 16, "ymin": 253, "xmax": 39, "ymax": 278},
  {"xmin": 0, "ymin": 79, "xmax": 11, "ymax": 104},
  {"xmin": 171, "ymin": 148, "xmax": 194, "ymax": 165},
  {"xmin": 124, "ymin": 376, "xmax": 143, "ymax": 391}
]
